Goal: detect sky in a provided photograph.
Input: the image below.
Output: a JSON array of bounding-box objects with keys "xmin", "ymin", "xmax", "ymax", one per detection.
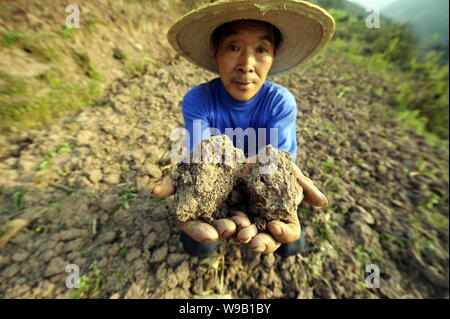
[{"xmin": 346, "ymin": 0, "xmax": 398, "ymax": 9}]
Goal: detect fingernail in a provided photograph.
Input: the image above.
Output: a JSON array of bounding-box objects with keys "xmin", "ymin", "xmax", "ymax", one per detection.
[
  {"xmin": 323, "ymin": 196, "xmax": 329, "ymax": 207},
  {"xmin": 238, "ymin": 234, "xmax": 250, "ymax": 243},
  {"xmin": 253, "ymin": 245, "xmax": 266, "ymax": 253}
]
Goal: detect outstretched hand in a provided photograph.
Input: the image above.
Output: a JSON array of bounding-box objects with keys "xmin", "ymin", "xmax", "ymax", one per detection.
[
  {"xmin": 153, "ymin": 175, "xmax": 238, "ymax": 242},
  {"xmin": 151, "ymin": 161, "xmax": 328, "ymax": 253}
]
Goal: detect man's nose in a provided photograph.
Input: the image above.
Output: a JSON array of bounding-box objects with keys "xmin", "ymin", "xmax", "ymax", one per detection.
[{"xmin": 237, "ymin": 50, "xmax": 255, "ymax": 73}]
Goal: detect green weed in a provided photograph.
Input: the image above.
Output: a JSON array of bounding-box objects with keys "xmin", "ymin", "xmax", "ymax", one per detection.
[
  {"xmin": 82, "ymin": 246, "xmax": 92, "ymax": 258},
  {"xmin": 119, "ymin": 248, "xmax": 128, "ymax": 257},
  {"xmin": 0, "ymin": 67, "xmax": 103, "ymax": 134},
  {"xmin": 12, "ymin": 188, "xmax": 26, "ymax": 210},
  {"xmin": 72, "ymin": 51, "xmax": 101, "ymax": 79},
  {"xmin": 36, "ymin": 142, "xmax": 73, "ymax": 171},
  {"xmin": 57, "ymin": 26, "xmax": 77, "ymax": 39},
  {"xmin": 0, "ymin": 31, "xmax": 28, "ymax": 47},
  {"xmin": 380, "ymin": 232, "xmax": 407, "ymax": 249},
  {"xmin": 113, "ymin": 183, "xmax": 139, "ymax": 215},
  {"xmin": 70, "ymin": 262, "xmax": 102, "ymax": 299}
]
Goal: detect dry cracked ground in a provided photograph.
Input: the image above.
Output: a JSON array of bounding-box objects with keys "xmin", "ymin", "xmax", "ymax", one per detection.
[{"xmin": 0, "ymin": 50, "xmax": 448, "ymax": 299}]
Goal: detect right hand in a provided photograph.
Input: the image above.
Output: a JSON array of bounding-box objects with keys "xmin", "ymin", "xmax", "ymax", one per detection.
[{"xmin": 152, "ymin": 175, "xmax": 238, "ymax": 242}]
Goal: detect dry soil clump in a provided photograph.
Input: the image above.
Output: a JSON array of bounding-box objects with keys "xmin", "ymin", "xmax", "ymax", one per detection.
[
  {"xmin": 172, "ymin": 135, "xmax": 246, "ymax": 223},
  {"xmin": 242, "ymin": 145, "xmax": 303, "ymax": 230},
  {"xmin": 172, "ymin": 135, "xmax": 303, "ymax": 229}
]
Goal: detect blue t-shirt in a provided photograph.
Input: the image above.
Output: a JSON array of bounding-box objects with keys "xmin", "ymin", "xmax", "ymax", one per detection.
[{"xmin": 182, "ymin": 78, "xmax": 297, "ymax": 162}]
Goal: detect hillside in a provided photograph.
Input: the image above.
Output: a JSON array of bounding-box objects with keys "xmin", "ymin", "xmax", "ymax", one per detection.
[
  {"xmin": 0, "ymin": 0, "xmax": 448, "ymax": 299},
  {"xmin": 383, "ymin": 0, "xmax": 449, "ymax": 61}
]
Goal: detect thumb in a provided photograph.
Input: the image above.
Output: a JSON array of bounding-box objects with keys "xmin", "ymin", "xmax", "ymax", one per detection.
[
  {"xmin": 292, "ymin": 164, "xmax": 328, "ymax": 207},
  {"xmin": 152, "ymin": 175, "xmax": 175, "ymax": 198}
]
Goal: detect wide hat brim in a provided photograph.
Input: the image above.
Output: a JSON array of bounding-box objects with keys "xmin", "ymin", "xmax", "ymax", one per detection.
[{"xmin": 167, "ymin": 0, "xmax": 335, "ymax": 77}]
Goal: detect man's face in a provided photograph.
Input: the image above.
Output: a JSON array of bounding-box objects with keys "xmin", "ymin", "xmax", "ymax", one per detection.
[{"xmin": 215, "ymin": 21, "xmax": 275, "ymax": 102}]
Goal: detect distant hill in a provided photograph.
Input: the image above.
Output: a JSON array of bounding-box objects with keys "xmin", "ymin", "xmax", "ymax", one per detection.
[{"xmin": 382, "ymin": 0, "xmax": 449, "ymax": 62}]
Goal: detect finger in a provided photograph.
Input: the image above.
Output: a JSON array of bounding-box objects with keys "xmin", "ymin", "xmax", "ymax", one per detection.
[
  {"xmin": 230, "ymin": 215, "xmax": 251, "ymax": 230},
  {"xmin": 230, "ymin": 210, "xmax": 248, "ymax": 218},
  {"xmin": 236, "ymin": 224, "xmax": 257, "ymax": 244},
  {"xmin": 178, "ymin": 220, "xmax": 219, "ymax": 242},
  {"xmin": 152, "ymin": 175, "xmax": 175, "ymax": 198},
  {"xmin": 213, "ymin": 219, "xmax": 237, "ymax": 240},
  {"xmin": 267, "ymin": 219, "xmax": 301, "ymax": 243},
  {"xmin": 292, "ymin": 165, "xmax": 328, "ymax": 207},
  {"xmin": 230, "ymin": 211, "xmax": 251, "ymax": 230},
  {"xmin": 249, "ymin": 233, "xmax": 281, "ymax": 254}
]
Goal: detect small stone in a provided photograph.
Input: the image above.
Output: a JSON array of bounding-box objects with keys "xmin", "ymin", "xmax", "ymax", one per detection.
[
  {"xmin": 44, "ymin": 257, "xmax": 67, "ymax": 277},
  {"xmin": 130, "ymin": 151, "xmax": 146, "ymax": 167},
  {"xmin": 63, "ymin": 238, "xmax": 85, "ymax": 253},
  {"xmin": 155, "ymin": 263, "xmax": 168, "ymax": 282},
  {"xmin": 18, "ymin": 157, "xmax": 36, "ymax": 172},
  {"xmin": 134, "ymin": 43, "xmax": 144, "ymax": 51},
  {"xmin": 167, "ymin": 253, "xmax": 186, "ymax": 267},
  {"xmin": 12, "ymin": 251, "xmax": 29, "ymax": 262},
  {"xmin": 41, "ymin": 249, "xmax": 56, "ymax": 262},
  {"xmin": 98, "ymin": 257, "xmax": 109, "ymax": 268},
  {"xmin": 73, "ymin": 257, "xmax": 87, "ymax": 267},
  {"xmin": 262, "ymin": 253, "xmax": 276, "ymax": 268},
  {"xmin": 0, "ymin": 255, "xmax": 10, "ymax": 268},
  {"xmin": 2, "ymin": 264, "xmax": 20, "ymax": 278},
  {"xmin": 351, "ymin": 206, "xmax": 375, "ymax": 225},
  {"xmin": 281, "ymin": 270, "xmax": 291, "ymax": 281},
  {"xmin": 141, "ymin": 163, "xmax": 162, "ymax": 179},
  {"xmin": 77, "ymin": 130, "xmax": 95, "ymax": 145},
  {"xmin": 174, "ymin": 261, "xmax": 189, "ymax": 282},
  {"xmin": 144, "ymin": 232, "xmax": 157, "ymax": 250},
  {"xmin": 142, "ymin": 224, "xmax": 152, "ymax": 236},
  {"xmin": 377, "ymin": 164, "xmax": 388, "ymax": 175},
  {"xmin": 87, "ymin": 169, "xmax": 103, "ymax": 184},
  {"xmin": 113, "ymin": 48, "xmax": 125, "ymax": 60},
  {"xmin": 150, "ymin": 246, "xmax": 168, "ymax": 263},
  {"xmin": 110, "ymin": 292, "xmax": 121, "ymax": 299},
  {"xmin": 103, "ymin": 173, "xmax": 121, "ymax": 185},
  {"xmin": 108, "ymin": 243, "xmax": 120, "ymax": 256},
  {"xmin": 100, "ymin": 231, "xmax": 116, "ymax": 243},
  {"xmin": 57, "ymin": 229, "xmax": 88, "ymax": 241},
  {"xmin": 126, "ymin": 248, "xmax": 141, "ymax": 262},
  {"xmin": 136, "ymin": 175, "xmax": 151, "ymax": 194}
]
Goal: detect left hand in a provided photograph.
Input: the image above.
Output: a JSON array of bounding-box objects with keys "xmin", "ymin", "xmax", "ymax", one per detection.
[{"xmin": 237, "ymin": 159, "xmax": 328, "ymax": 254}]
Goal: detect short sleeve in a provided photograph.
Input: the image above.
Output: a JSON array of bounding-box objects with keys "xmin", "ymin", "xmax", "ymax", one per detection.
[
  {"xmin": 181, "ymin": 86, "xmax": 213, "ymax": 153},
  {"xmin": 265, "ymin": 89, "xmax": 298, "ymax": 162}
]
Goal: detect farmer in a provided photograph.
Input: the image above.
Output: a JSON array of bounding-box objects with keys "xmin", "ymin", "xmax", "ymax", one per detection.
[{"xmin": 152, "ymin": 0, "xmax": 335, "ymax": 257}]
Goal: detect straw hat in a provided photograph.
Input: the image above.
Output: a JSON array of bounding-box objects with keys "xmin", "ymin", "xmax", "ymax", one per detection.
[{"xmin": 167, "ymin": 0, "xmax": 335, "ymax": 77}]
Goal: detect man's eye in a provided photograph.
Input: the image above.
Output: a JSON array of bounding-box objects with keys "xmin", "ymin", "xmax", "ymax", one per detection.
[
  {"xmin": 228, "ymin": 44, "xmax": 239, "ymax": 51},
  {"xmin": 256, "ymin": 47, "xmax": 268, "ymax": 53}
]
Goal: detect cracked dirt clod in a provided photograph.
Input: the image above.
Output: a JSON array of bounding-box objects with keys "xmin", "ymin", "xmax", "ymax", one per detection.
[
  {"xmin": 172, "ymin": 135, "xmax": 246, "ymax": 223},
  {"xmin": 242, "ymin": 145, "xmax": 303, "ymax": 230},
  {"xmin": 172, "ymin": 136, "xmax": 303, "ymax": 229}
]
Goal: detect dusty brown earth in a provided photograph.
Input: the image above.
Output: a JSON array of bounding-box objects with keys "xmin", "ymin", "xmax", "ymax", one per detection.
[
  {"xmin": 0, "ymin": 0, "xmax": 449, "ymax": 298},
  {"xmin": 0, "ymin": 7, "xmax": 449, "ymax": 296}
]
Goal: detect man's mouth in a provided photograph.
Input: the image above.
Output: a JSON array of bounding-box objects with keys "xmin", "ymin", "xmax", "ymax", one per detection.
[{"xmin": 233, "ymin": 80, "xmax": 254, "ymax": 90}]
